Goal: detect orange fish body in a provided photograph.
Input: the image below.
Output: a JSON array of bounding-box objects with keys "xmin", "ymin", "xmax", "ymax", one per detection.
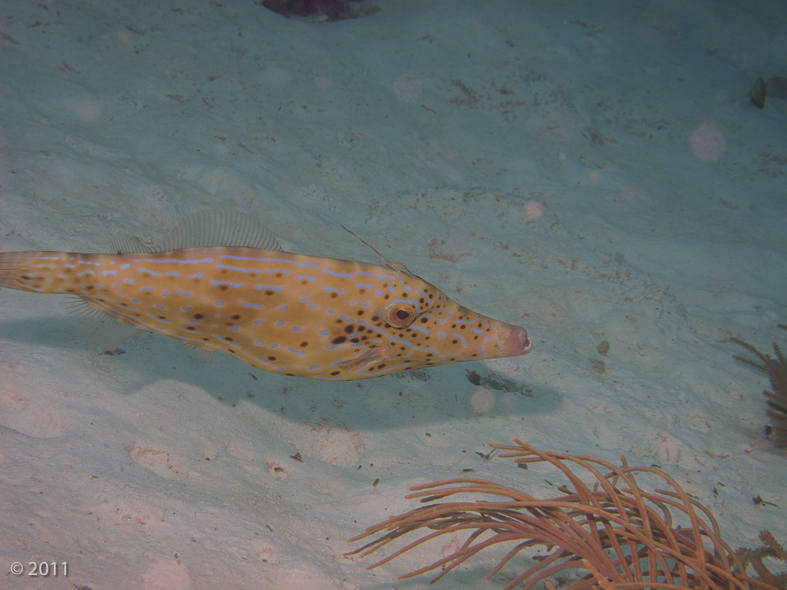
[{"xmin": 0, "ymin": 213, "xmax": 531, "ymax": 380}]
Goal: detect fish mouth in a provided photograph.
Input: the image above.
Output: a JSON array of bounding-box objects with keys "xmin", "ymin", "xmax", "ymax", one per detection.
[{"xmin": 503, "ymin": 326, "xmax": 532, "ymax": 357}]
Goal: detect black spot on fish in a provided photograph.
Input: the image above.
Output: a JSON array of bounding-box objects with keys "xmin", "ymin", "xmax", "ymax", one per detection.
[
  {"xmin": 265, "ymin": 290, "xmax": 275, "ymax": 296},
  {"xmin": 194, "ymin": 313, "xmax": 204, "ymax": 319},
  {"xmin": 231, "ymin": 314, "xmax": 240, "ymax": 320},
  {"xmin": 344, "ymin": 325, "xmax": 354, "ymax": 334},
  {"xmin": 300, "ymin": 342, "xmax": 308, "ymax": 347},
  {"xmin": 330, "ymin": 370, "xmax": 340, "ymax": 376},
  {"xmin": 268, "ymin": 355, "xmax": 277, "ymax": 361},
  {"xmin": 332, "ymin": 336, "xmax": 347, "ymax": 345}
]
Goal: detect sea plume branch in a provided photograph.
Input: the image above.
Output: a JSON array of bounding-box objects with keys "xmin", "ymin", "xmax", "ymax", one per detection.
[{"xmin": 348, "ymin": 440, "xmax": 779, "ymax": 590}]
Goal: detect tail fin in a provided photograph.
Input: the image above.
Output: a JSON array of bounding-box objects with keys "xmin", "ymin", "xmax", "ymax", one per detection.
[{"xmin": 0, "ymin": 251, "xmax": 40, "ymax": 291}]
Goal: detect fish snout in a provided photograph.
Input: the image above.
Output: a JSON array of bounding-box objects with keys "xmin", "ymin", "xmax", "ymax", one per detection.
[{"xmin": 502, "ymin": 325, "xmax": 532, "ymax": 357}]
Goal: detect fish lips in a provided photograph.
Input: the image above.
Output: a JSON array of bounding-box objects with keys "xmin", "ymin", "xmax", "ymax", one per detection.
[{"xmin": 503, "ymin": 326, "xmax": 533, "ymax": 357}]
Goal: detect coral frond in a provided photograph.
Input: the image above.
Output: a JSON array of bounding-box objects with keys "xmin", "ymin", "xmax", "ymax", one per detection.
[
  {"xmin": 348, "ymin": 440, "xmax": 781, "ymax": 590},
  {"xmin": 732, "ymin": 328, "xmax": 787, "ymax": 447},
  {"xmin": 736, "ymin": 530, "xmax": 787, "ymax": 589}
]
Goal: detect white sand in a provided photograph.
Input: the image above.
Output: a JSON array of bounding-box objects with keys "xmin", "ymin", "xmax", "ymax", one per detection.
[{"xmin": 1, "ymin": 0, "xmax": 785, "ymax": 588}]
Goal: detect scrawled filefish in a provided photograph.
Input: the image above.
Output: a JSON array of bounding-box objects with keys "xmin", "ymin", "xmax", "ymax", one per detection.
[{"xmin": 0, "ymin": 211, "xmax": 532, "ymax": 380}]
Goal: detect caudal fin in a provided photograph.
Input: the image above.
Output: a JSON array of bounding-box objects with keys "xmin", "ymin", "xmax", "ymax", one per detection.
[{"xmin": 0, "ymin": 251, "xmax": 37, "ymax": 291}]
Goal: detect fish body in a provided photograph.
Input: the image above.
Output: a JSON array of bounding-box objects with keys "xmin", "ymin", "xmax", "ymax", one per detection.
[{"xmin": 0, "ymin": 213, "xmax": 531, "ymax": 380}]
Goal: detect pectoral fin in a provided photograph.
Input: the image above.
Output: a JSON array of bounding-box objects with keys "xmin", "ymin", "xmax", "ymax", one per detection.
[{"xmin": 336, "ymin": 346, "xmax": 391, "ymax": 371}]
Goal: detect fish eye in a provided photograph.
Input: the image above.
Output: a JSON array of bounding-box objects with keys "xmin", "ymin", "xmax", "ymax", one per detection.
[{"xmin": 382, "ymin": 302, "xmax": 417, "ymax": 328}]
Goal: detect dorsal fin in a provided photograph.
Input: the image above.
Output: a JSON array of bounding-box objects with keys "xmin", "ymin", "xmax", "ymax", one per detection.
[
  {"xmin": 158, "ymin": 210, "xmax": 283, "ymax": 251},
  {"xmin": 110, "ymin": 210, "xmax": 284, "ymax": 254},
  {"xmin": 111, "ymin": 232, "xmax": 156, "ymax": 255},
  {"xmin": 341, "ymin": 226, "xmax": 410, "ymax": 273}
]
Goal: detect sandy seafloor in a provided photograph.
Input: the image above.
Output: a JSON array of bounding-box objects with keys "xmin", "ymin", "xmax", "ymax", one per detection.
[{"xmin": 0, "ymin": 0, "xmax": 786, "ymax": 588}]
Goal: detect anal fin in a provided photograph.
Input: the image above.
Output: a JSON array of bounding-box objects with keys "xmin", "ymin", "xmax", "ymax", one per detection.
[
  {"xmin": 186, "ymin": 343, "xmax": 218, "ymax": 363},
  {"xmin": 65, "ymin": 296, "xmax": 143, "ymax": 351}
]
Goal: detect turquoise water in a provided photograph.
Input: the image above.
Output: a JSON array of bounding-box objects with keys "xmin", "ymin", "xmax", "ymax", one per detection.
[{"xmin": 0, "ymin": 1, "xmax": 785, "ymax": 588}]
